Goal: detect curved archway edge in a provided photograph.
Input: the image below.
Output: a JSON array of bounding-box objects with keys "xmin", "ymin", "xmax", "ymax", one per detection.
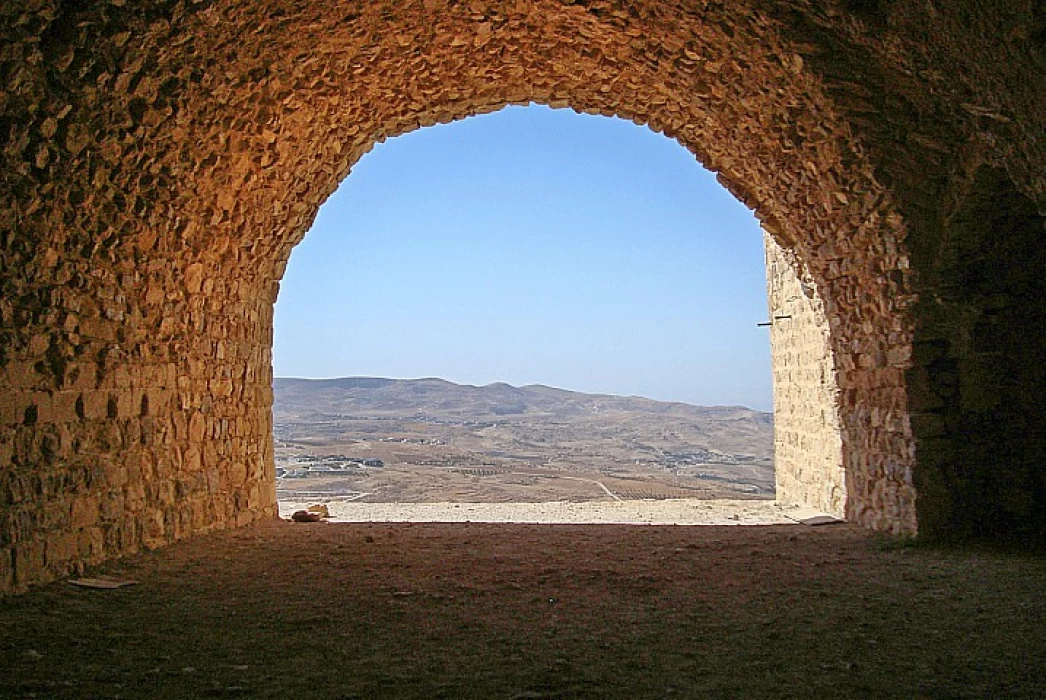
[{"xmin": 1, "ymin": 0, "xmax": 1043, "ymax": 591}]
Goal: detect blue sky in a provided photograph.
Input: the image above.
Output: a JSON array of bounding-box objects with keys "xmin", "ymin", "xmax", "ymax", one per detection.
[{"xmin": 273, "ymin": 105, "xmax": 772, "ymax": 411}]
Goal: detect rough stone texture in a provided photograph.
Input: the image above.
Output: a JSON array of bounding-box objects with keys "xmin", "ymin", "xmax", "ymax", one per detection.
[
  {"xmin": 765, "ymin": 232, "xmax": 845, "ymax": 519},
  {"xmin": 908, "ymin": 165, "xmax": 1046, "ymax": 543},
  {"xmin": 1, "ymin": 0, "xmax": 1043, "ymax": 592}
]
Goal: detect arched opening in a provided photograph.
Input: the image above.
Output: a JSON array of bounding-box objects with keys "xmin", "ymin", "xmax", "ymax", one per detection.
[
  {"xmin": 4, "ymin": 0, "xmax": 963, "ymax": 592},
  {"xmin": 271, "ymin": 105, "xmax": 783, "ymax": 511}
]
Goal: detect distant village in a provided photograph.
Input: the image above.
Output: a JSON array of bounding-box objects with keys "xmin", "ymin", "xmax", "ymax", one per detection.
[{"xmin": 275, "ymin": 454, "xmax": 384, "ymax": 479}]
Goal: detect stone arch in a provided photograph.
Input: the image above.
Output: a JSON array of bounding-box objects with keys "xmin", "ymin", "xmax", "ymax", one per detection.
[
  {"xmin": 4, "ymin": 0, "xmax": 1043, "ymax": 592},
  {"xmin": 248, "ymin": 2, "xmax": 914, "ymax": 535}
]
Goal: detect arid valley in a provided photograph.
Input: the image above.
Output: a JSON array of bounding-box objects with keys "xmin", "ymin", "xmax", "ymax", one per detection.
[{"xmin": 273, "ymin": 377, "xmax": 774, "ymax": 506}]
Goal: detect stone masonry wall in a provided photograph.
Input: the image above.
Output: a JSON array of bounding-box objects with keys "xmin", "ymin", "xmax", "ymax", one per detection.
[
  {"xmin": 908, "ymin": 165, "xmax": 1046, "ymax": 543},
  {"xmin": 764, "ymin": 232, "xmax": 845, "ymax": 519},
  {"xmin": 773, "ymin": 2, "xmax": 1046, "ymax": 539},
  {"xmin": 2, "ymin": 0, "xmax": 1042, "ymax": 592}
]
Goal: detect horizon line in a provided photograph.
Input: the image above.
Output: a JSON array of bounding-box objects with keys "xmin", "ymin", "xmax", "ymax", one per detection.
[{"xmin": 272, "ymin": 374, "xmax": 769, "ymax": 413}]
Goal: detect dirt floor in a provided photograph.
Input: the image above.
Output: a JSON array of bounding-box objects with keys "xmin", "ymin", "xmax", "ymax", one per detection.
[
  {"xmin": 1, "ymin": 520, "xmax": 1044, "ymax": 699},
  {"xmin": 276, "ymin": 498, "xmax": 825, "ymax": 525}
]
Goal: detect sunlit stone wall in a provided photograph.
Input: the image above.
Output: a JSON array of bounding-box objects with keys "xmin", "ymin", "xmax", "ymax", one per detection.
[{"xmin": 765, "ymin": 232, "xmax": 846, "ymax": 518}]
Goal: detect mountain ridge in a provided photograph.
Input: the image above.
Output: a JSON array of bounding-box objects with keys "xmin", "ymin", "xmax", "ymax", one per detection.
[
  {"xmin": 274, "ymin": 376, "xmax": 771, "ymax": 424},
  {"xmin": 272, "ymin": 376, "xmax": 775, "ymax": 501}
]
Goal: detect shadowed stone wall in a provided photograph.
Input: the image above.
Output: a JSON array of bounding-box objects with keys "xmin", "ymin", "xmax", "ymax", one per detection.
[
  {"xmin": 908, "ymin": 166, "xmax": 1046, "ymax": 544},
  {"xmin": 1, "ymin": 0, "xmax": 1043, "ymax": 591}
]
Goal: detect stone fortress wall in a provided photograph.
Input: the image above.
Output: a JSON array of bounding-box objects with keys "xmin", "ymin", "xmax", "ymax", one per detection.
[
  {"xmin": 764, "ymin": 233, "xmax": 845, "ymax": 519},
  {"xmin": 1, "ymin": 0, "xmax": 1043, "ymax": 592}
]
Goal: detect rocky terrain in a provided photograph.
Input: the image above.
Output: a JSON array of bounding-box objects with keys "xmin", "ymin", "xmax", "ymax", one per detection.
[{"xmin": 273, "ymin": 377, "xmax": 774, "ymax": 504}]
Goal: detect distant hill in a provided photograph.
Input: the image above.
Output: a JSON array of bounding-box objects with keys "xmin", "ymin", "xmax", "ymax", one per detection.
[
  {"xmin": 273, "ymin": 377, "xmax": 772, "ymax": 461},
  {"xmin": 274, "ymin": 376, "xmax": 769, "ymax": 422}
]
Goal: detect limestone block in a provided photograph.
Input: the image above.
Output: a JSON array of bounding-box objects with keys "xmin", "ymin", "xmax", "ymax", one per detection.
[
  {"xmin": 0, "ymin": 549, "xmax": 12, "ymax": 592},
  {"xmin": 80, "ymin": 391, "xmax": 109, "ymax": 421},
  {"xmin": 77, "ymin": 527, "xmax": 105, "ymax": 564},
  {"xmin": 100, "ymin": 491, "xmax": 125, "ymax": 521},
  {"xmin": 70, "ymin": 495, "xmax": 100, "ymax": 530},
  {"xmin": 2, "ymin": 472, "xmax": 34, "ymax": 509},
  {"xmin": 188, "ymin": 411, "xmax": 206, "ymax": 444},
  {"xmin": 13, "ymin": 540, "xmax": 45, "ymax": 589},
  {"xmin": 50, "ymin": 391, "xmax": 80, "ymax": 423},
  {"xmin": 45, "ymin": 531, "xmax": 79, "ymax": 569},
  {"xmin": 228, "ymin": 461, "xmax": 248, "ymax": 486},
  {"xmin": 124, "ymin": 481, "xmax": 147, "ymax": 513},
  {"xmin": 0, "ymin": 392, "xmax": 25, "ymax": 427},
  {"xmin": 114, "ymin": 392, "xmax": 137, "ymax": 420},
  {"xmin": 0, "ymin": 511, "xmax": 15, "ymax": 548}
]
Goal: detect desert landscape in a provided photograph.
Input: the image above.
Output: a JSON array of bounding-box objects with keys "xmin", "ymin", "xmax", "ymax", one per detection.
[{"xmin": 273, "ymin": 377, "xmax": 775, "ymax": 506}]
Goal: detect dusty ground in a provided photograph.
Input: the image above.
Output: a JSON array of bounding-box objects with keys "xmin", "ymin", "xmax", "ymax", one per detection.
[
  {"xmin": 275, "ymin": 443, "xmax": 773, "ymax": 504},
  {"xmin": 274, "ymin": 462, "xmax": 768, "ymax": 505},
  {"xmin": 1, "ymin": 519, "xmax": 1044, "ymax": 699},
  {"xmin": 275, "ymin": 461, "xmax": 772, "ymax": 505},
  {"xmin": 277, "ymin": 498, "xmax": 827, "ymax": 525}
]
